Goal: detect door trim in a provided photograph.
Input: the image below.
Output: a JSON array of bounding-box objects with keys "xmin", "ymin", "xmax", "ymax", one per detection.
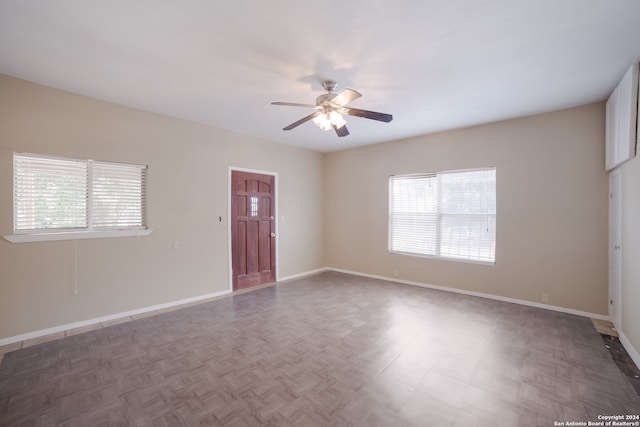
[
  {"xmin": 228, "ymin": 166, "xmax": 279, "ymax": 291},
  {"xmin": 609, "ymin": 168, "xmax": 622, "ymax": 330}
]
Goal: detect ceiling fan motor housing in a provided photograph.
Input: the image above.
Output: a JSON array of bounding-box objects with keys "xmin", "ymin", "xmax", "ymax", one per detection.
[
  {"xmin": 321, "ymin": 80, "xmax": 337, "ymax": 92},
  {"xmin": 316, "ymin": 93, "xmax": 336, "ymax": 105}
]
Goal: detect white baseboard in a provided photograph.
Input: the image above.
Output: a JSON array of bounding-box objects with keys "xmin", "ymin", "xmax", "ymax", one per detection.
[
  {"xmin": 278, "ymin": 268, "xmax": 329, "ymax": 283},
  {"xmin": 0, "ymin": 289, "xmax": 231, "ymax": 347},
  {"xmin": 327, "ymin": 267, "xmax": 610, "ymax": 321}
]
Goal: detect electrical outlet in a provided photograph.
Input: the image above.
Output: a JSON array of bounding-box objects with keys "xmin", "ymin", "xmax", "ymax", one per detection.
[
  {"xmin": 541, "ymin": 293, "xmax": 549, "ymax": 303},
  {"xmin": 172, "ymin": 240, "xmax": 180, "ymax": 250}
]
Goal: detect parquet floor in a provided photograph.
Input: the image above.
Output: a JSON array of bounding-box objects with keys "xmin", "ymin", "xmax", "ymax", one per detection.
[{"xmin": 1, "ymin": 271, "xmax": 639, "ymax": 426}]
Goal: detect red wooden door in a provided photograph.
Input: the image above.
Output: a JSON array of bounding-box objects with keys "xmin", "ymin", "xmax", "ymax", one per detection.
[{"xmin": 231, "ymin": 171, "xmax": 276, "ymax": 290}]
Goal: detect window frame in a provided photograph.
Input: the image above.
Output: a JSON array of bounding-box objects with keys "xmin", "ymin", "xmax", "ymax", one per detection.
[
  {"xmin": 4, "ymin": 152, "xmax": 152, "ymax": 243},
  {"xmin": 388, "ymin": 167, "xmax": 496, "ymax": 265}
]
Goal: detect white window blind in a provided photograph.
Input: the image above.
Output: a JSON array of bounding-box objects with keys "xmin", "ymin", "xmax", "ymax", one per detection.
[
  {"xmin": 92, "ymin": 161, "xmax": 146, "ymax": 229},
  {"xmin": 389, "ymin": 168, "xmax": 496, "ymax": 263},
  {"xmin": 14, "ymin": 155, "xmax": 88, "ymax": 232},
  {"xmin": 389, "ymin": 174, "xmax": 438, "ymax": 256},
  {"xmin": 13, "ymin": 153, "xmax": 147, "ymax": 234},
  {"xmin": 438, "ymin": 169, "xmax": 496, "ymax": 262}
]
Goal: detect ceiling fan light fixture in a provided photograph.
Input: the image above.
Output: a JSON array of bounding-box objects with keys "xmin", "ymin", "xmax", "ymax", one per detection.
[
  {"xmin": 329, "ymin": 110, "xmax": 347, "ymax": 129},
  {"xmin": 313, "ymin": 113, "xmax": 333, "ymax": 131}
]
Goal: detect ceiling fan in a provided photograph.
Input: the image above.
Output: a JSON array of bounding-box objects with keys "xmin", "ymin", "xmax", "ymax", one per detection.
[{"xmin": 271, "ymin": 80, "xmax": 393, "ymax": 137}]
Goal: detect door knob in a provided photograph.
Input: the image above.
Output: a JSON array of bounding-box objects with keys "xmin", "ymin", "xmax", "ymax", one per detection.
[{"xmin": 271, "ymin": 232, "xmax": 276, "ymax": 237}]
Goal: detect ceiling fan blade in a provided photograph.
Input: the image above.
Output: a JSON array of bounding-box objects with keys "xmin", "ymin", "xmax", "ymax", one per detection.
[
  {"xmin": 329, "ymin": 88, "xmax": 362, "ymax": 108},
  {"xmin": 343, "ymin": 107, "xmax": 393, "ymax": 123},
  {"xmin": 282, "ymin": 112, "xmax": 319, "ymax": 131},
  {"xmin": 272, "ymin": 101, "xmax": 319, "ymax": 108},
  {"xmin": 333, "ymin": 124, "xmax": 349, "ymax": 137}
]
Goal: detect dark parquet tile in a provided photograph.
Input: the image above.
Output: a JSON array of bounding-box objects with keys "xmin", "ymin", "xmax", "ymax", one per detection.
[{"xmin": 1, "ymin": 271, "xmax": 639, "ymax": 426}]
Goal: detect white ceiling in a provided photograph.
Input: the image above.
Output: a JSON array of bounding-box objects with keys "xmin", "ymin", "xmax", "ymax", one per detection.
[{"xmin": 1, "ymin": 1, "xmax": 639, "ymax": 153}]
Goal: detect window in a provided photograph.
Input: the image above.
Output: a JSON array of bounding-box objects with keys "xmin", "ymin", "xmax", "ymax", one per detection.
[
  {"xmin": 389, "ymin": 168, "xmax": 496, "ymax": 263},
  {"xmin": 7, "ymin": 153, "xmax": 149, "ymax": 242},
  {"xmin": 250, "ymin": 196, "xmax": 259, "ymax": 217}
]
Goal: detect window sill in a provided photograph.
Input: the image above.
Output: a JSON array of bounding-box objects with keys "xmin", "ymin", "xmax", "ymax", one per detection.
[
  {"xmin": 389, "ymin": 249, "xmax": 495, "ymax": 265},
  {"xmin": 3, "ymin": 229, "xmax": 153, "ymax": 243}
]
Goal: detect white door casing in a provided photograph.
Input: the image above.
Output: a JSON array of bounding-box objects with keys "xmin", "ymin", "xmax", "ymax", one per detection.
[{"xmin": 609, "ymin": 169, "xmax": 622, "ymax": 330}]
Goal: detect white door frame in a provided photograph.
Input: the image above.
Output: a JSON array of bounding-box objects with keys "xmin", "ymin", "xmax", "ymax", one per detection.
[
  {"xmin": 227, "ymin": 166, "xmax": 279, "ymax": 292},
  {"xmin": 609, "ymin": 168, "xmax": 622, "ymax": 330}
]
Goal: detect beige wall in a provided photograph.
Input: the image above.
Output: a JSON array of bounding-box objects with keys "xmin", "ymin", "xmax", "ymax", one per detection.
[
  {"xmin": 324, "ymin": 103, "xmax": 609, "ymax": 315},
  {"xmin": 0, "ymin": 74, "xmax": 617, "ymax": 345},
  {"xmin": 621, "ymin": 154, "xmax": 640, "ymax": 360},
  {"xmin": 0, "ymin": 74, "xmax": 324, "ymax": 340}
]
